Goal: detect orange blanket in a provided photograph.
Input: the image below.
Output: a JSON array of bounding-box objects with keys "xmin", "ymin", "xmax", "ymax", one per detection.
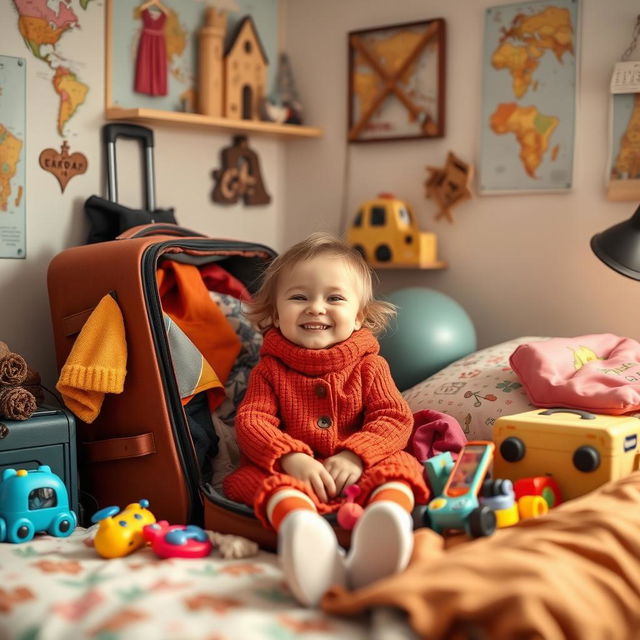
[{"xmin": 322, "ymin": 472, "xmax": 640, "ymax": 640}]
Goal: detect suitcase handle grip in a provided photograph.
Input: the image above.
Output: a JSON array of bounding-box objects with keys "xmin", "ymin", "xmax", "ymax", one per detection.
[
  {"xmin": 103, "ymin": 123, "xmax": 154, "ymax": 147},
  {"xmin": 117, "ymin": 223, "xmax": 207, "ymax": 240},
  {"xmin": 103, "ymin": 124, "xmax": 156, "ymax": 209}
]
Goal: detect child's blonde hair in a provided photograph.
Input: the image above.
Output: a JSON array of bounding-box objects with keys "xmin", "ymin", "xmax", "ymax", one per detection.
[{"xmin": 246, "ymin": 232, "xmax": 396, "ymax": 335}]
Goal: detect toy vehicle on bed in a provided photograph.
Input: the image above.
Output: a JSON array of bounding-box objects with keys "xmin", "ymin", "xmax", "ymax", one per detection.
[{"xmin": 423, "ymin": 441, "xmax": 497, "ymax": 538}]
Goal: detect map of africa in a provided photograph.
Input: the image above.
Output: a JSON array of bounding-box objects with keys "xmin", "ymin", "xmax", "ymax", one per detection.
[
  {"xmin": 12, "ymin": 0, "xmax": 94, "ymax": 136},
  {"xmin": 0, "ymin": 55, "xmax": 26, "ymax": 258},
  {"xmin": 480, "ymin": 0, "xmax": 578, "ymax": 193}
]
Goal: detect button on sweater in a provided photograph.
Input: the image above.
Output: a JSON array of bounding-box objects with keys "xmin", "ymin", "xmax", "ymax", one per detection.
[{"xmin": 223, "ymin": 328, "xmax": 429, "ymax": 526}]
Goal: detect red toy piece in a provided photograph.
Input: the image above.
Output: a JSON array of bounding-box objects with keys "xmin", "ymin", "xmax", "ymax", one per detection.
[
  {"xmin": 513, "ymin": 476, "xmax": 563, "ymax": 508},
  {"xmin": 337, "ymin": 485, "xmax": 364, "ymax": 530},
  {"xmin": 142, "ymin": 521, "xmax": 213, "ymax": 559}
]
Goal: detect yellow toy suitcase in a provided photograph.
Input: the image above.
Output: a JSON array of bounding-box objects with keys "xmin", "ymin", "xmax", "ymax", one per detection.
[{"xmin": 493, "ymin": 408, "xmax": 640, "ymax": 501}]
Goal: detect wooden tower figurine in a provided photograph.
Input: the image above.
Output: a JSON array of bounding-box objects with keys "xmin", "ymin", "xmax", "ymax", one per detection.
[
  {"xmin": 198, "ymin": 8, "xmax": 228, "ymax": 117},
  {"xmin": 224, "ymin": 17, "xmax": 268, "ymax": 121}
]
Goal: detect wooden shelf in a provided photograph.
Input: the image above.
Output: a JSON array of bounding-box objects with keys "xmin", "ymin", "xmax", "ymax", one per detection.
[{"xmin": 105, "ymin": 107, "xmax": 323, "ymax": 139}]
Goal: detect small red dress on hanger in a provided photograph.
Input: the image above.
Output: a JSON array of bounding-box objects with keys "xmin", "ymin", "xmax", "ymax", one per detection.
[{"xmin": 134, "ymin": 8, "xmax": 168, "ymax": 97}]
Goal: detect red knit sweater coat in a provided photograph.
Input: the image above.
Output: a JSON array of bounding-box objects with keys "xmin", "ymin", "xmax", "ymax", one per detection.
[{"xmin": 223, "ymin": 328, "xmax": 429, "ymax": 528}]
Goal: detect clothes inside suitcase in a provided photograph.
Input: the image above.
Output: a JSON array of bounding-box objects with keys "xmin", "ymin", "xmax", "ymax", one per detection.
[{"xmin": 157, "ymin": 244, "xmax": 282, "ymax": 547}]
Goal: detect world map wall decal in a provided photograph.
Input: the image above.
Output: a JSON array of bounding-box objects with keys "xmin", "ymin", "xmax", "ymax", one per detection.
[{"xmin": 479, "ymin": 0, "xmax": 579, "ymax": 194}]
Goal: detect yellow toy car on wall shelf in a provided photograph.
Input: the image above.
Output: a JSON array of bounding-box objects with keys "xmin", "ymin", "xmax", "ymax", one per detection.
[{"xmin": 346, "ymin": 193, "xmax": 446, "ymax": 269}]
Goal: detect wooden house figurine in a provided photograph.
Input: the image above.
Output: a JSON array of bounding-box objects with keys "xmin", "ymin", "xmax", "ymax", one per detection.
[
  {"xmin": 224, "ymin": 16, "xmax": 268, "ymax": 120},
  {"xmin": 198, "ymin": 14, "xmax": 269, "ymax": 121}
]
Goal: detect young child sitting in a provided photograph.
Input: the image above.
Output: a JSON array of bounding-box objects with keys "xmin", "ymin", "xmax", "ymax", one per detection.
[{"xmin": 223, "ymin": 232, "xmax": 429, "ymax": 606}]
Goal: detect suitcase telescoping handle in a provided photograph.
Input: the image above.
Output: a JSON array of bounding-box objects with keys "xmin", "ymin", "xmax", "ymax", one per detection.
[{"xmin": 102, "ymin": 123, "xmax": 156, "ymax": 211}]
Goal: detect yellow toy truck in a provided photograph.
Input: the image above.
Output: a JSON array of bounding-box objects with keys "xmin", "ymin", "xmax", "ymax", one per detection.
[{"xmin": 346, "ymin": 193, "xmax": 444, "ymax": 268}]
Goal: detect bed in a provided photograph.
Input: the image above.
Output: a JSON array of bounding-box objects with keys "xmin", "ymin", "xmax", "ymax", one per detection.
[{"xmin": 1, "ymin": 337, "xmax": 639, "ymax": 639}]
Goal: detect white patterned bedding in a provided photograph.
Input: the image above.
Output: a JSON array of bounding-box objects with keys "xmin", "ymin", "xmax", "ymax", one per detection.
[{"xmin": 0, "ymin": 527, "xmax": 374, "ymax": 640}]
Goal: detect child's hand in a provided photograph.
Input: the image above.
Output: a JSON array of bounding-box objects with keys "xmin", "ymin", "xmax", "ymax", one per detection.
[
  {"xmin": 323, "ymin": 450, "xmax": 363, "ymax": 496},
  {"xmin": 281, "ymin": 452, "xmax": 337, "ymax": 503}
]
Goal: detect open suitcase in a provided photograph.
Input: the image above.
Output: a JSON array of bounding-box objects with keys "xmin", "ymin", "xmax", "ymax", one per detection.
[{"xmin": 47, "ymin": 224, "xmax": 294, "ymax": 548}]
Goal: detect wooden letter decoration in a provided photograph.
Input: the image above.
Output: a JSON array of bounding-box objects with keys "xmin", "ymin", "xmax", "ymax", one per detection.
[
  {"xmin": 38, "ymin": 141, "xmax": 88, "ymax": 193},
  {"xmin": 211, "ymin": 135, "xmax": 271, "ymax": 206},
  {"xmin": 425, "ymin": 151, "xmax": 473, "ymax": 223}
]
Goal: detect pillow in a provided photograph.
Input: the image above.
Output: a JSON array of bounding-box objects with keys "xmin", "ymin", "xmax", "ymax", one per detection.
[
  {"xmin": 403, "ymin": 337, "xmax": 545, "ymax": 441},
  {"xmin": 510, "ymin": 333, "xmax": 640, "ymax": 415}
]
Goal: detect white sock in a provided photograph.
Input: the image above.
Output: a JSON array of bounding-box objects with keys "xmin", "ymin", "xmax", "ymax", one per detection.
[
  {"xmin": 278, "ymin": 510, "xmax": 346, "ymax": 607},
  {"xmin": 347, "ymin": 501, "xmax": 413, "ymax": 590}
]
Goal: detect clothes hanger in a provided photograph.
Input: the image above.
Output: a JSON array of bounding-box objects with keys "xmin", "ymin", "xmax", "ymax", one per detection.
[{"xmin": 139, "ymin": 0, "xmax": 169, "ymax": 15}]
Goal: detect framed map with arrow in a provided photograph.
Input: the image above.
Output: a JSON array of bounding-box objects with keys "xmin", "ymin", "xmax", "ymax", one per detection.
[{"xmin": 347, "ymin": 19, "xmax": 446, "ymax": 143}]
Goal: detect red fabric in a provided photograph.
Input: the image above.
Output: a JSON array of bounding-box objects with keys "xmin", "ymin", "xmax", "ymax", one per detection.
[
  {"xmin": 134, "ymin": 8, "xmax": 168, "ymax": 97},
  {"xmin": 408, "ymin": 409, "xmax": 467, "ymax": 463},
  {"xmin": 157, "ymin": 262, "xmax": 241, "ymax": 405},
  {"xmin": 223, "ymin": 328, "xmax": 430, "ymax": 528},
  {"xmin": 199, "ymin": 263, "xmax": 252, "ymax": 301}
]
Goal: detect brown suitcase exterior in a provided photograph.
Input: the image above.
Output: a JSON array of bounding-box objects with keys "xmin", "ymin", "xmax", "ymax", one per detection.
[{"xmin": 47, "ymin": 225, "xmax": 277, "ymax": 541}]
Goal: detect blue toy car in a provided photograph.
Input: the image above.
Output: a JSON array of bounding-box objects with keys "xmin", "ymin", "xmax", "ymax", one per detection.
[
  {"xmin": 423, "ymin": 441, "xmax": 497, "ymax": 538},
  {"xmin": 0, "ymin": 465, "xmax": 77, "ymax": 543}
]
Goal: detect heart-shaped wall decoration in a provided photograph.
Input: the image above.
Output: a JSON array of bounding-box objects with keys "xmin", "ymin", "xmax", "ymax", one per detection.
[{"xmin": 39, "ymin": 141, "xmax": 88, "ymax": 193}]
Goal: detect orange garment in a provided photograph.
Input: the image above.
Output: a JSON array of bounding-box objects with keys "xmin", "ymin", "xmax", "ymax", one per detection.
[
  {"xmin": 157, "ymin": 261, "xmax": 241, "ymax": 409},
  {"xmin": 223, "ymin": 329, "xmax": 429, "ymax": 527}
]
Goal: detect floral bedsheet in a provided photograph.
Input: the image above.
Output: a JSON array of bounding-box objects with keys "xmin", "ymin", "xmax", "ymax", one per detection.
[{"xmin": 0, "ymin": 527, "xmax": 372, "ymax": 640}]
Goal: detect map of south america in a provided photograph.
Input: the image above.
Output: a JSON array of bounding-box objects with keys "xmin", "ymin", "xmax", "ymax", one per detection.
[
  {"xmin": 0, "ymin": 125, "xmax": 23, "ymax": 212},
  {"xmin": 13, "ymin": 0, "xmax": 93, "ymax": 136}
]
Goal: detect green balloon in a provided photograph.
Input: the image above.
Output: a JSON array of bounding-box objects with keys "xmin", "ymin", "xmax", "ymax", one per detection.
[{"xmin": 379, "ymin": 287, "xmax": 477, "ymax": 391}]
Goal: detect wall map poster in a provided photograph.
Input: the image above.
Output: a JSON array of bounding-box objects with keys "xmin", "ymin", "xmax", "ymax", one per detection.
[
  {"xmin": 479, "ymin": 0, "xmax": 579, "ymax": 194},
  {"xmin": 0, "ymin": 55, "xmax": 26, "ymax": 259}
]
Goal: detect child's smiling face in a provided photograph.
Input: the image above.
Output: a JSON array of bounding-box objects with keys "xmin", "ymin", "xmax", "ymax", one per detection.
[{"xmin": 274, "ymin": 255, "xmax": 364, "ymax": 349}]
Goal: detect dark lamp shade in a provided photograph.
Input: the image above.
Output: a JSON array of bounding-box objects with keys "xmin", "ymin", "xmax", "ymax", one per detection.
[{"xmin": 591, "ymin": 204, "xmax": 640, "ymax": 281}]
